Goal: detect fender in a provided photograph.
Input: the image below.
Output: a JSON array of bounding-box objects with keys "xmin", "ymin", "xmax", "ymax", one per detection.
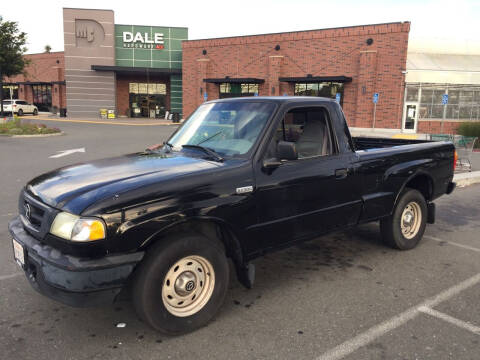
[{"xmin": 138, "ymin": 215, "xmax": 253, "ymax": 288}]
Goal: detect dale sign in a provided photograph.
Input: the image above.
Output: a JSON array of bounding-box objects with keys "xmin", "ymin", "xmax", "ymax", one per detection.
[{"xmin": 122, "ymin": 32, "xmax": 164, "ymax": 49}]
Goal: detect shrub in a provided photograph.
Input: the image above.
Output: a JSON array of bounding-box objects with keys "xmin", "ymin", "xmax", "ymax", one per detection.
[
  {"xmin": 457, "ymin": 122, "xmax": 480, "ymax": 148},
  {"xmin": 8, "ymin": 128, "xmax": 23, "ymax": 135}
]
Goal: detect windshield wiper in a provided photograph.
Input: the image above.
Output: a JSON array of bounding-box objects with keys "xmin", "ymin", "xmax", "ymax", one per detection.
[
  {"xmin": 197, "ymin": 131, "xmax": 223, "ymax": 145},
  {"xmin": 182, "ymin": 144, "xmax": 224, "ymax": 162}
]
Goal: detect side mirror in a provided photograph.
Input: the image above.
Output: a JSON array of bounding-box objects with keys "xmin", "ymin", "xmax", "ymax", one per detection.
[
  {"xmin": 262, "ymin": 158, "xmax": 282, "ymax": 169},
  {"xmin": 277, "ymin": 141, "xmax": 298, "ymax": 161}
]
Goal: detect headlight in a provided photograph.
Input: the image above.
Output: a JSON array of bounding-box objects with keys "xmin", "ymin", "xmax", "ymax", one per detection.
[{"xmin": 50, "ymin": 212, "xmax": 106, "ymax": 241}]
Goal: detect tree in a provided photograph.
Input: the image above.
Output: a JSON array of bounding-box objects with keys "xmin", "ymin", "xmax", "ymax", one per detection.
[
  {"xmin": 0, "ymin": 18, "xmax": 28, "ymax": 115},
  {"xmin": 44, "ymin": 44, "xmax": 51, "ymax": 53}
]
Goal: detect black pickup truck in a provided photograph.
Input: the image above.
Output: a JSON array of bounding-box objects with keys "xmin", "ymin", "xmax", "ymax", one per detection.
[{"xmin": 9, "ymin": 97, "xmax": 456, "ymax": 334}]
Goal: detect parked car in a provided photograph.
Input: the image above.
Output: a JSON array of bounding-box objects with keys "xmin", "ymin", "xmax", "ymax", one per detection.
[
  {"xmin": 1, "ymin": 99, "xmax": 38, "ymax": 116},
  {"xmin": 9, "ymin": 97, "xmax": 456, "ymax": 335}
]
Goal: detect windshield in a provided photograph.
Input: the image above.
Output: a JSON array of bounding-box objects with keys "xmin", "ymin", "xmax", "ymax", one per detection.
[{"xmin": 168, "ymin": 101, "xmax": 275, "ymax": 157}]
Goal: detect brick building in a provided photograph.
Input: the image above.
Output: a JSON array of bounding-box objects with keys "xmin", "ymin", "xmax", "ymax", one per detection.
[
  {"xmin": 3, "ymin": 52, "xmax": 66, "ymax": 113},
  {"xmin": 182, "ymin": 22, "xmax": 410, "ymax": 129}
]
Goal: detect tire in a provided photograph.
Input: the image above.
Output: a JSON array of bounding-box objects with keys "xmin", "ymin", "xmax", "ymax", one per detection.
[
  {"xmin": 17, "ymin": 109, "xmax": 24, "ymax": 116},
  {"xmin": 33, "ymin": 108, "xmax": 38, "ymax": 115},
  {"xmin": 132, "ymin": 233, "xmax": 229, "ymax": 335},
  {"xmin": 380, "ymin": 188, "xmax": 427, "ymax": 250}
]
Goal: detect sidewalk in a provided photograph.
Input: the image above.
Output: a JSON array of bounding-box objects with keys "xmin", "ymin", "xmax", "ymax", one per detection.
[{"xmin": 17, "ymin": 114, "xmax": 182, "ymax": 126}]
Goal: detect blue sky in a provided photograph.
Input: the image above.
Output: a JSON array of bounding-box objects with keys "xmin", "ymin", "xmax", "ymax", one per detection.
[{"xmin": 1, "ymin": 0, "xmax": 479, "ymax": 54}]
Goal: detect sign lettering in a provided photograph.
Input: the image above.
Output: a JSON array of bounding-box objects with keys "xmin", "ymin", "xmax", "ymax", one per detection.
[{"xmin": 122, "ymin": 32, "xmax": 165, "ymax": 49}]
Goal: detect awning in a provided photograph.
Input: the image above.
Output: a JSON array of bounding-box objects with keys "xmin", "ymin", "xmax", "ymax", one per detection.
[
  {"xmin": 204, "ymin": 77, "xmax": 265, "ymax": 84},
  {"xmin": 279, "ymin": 76, "xmax": 352, "ymax": 83},
  {"xmin": 91, "ymin": 65, "xmax": 181, "ymax": 75}
]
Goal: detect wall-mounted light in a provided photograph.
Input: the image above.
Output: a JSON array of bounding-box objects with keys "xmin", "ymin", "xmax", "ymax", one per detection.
[
  {"xmin": 275, "ymin": 45, "xmax": 280, "ymax": 51},
  {"xmin": 366, "ymin": 38, "xmax": 374, "ymax": 46},
  {"xmin": 56, "ymin": 60, "xmax": 60, "ymax": 64},
  {"xmin": 202, "ymin": 49, "xmax": 207, "ymax": 56}
]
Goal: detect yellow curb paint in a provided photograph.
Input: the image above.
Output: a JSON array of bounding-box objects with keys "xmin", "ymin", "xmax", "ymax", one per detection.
[{"xmin": 392, "ymin": 134, "xmax": 419, "ymax": 140}]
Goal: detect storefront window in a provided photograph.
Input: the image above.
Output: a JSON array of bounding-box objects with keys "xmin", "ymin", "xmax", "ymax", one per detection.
[
  {"xmin": 219, "ymin": 83, "xmax": 258, "ymax": 98},
  {"xmin": 294, "ymin": 82, "xmax": 344, "ymax": 105},
  {"xmin": 129, "ymin": 82, "xmax": 167, "ymax": 118},
  {"xmin": 32, "ymin": 84, "xmax": 52, "ymax": 112},
  {"xmin": 406, "ymin": 87, "xmax": 419, "ymax": 102},
  {"xmin": 415, "ymin": 85, "xmax": 480, "ymax": 121},
  {"xmin": 2, "ymin": 85, "xmax": 19, "ymax": 100}
]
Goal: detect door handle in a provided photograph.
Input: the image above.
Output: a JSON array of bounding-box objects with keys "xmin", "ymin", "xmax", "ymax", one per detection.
[{"xmin": 335, "ymin": 168, "xmax": 348, "ymax": 179}]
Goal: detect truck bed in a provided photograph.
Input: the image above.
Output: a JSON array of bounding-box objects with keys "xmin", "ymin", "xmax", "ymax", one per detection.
[{"xmin": 353, "ymin": 137, "xmax": 431, "ymax": 151}]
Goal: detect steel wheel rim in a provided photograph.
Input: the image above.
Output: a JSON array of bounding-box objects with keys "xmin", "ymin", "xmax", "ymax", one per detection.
[
  {"xmin": 161, "ymin": 255, "xmax": 215, "ymax": 317},
  {"xmin": 401, "ymin": 201, "xmax": 422, "ymax": 239}
]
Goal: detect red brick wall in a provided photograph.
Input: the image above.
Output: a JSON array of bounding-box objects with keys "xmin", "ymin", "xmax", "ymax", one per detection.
[
  {"xmin": 182, "ymin": 22, "xmax": 410, "ymax": 128},
  {"xmin": 4, "ymin": 52, "xmax": 66, "ymax": 110},
  {"xmin": 418, "ymin": 120, "xmax": 460, "ymax": 135}
]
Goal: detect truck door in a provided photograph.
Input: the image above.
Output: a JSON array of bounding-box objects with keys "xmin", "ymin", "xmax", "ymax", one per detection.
[{"xmin": 247, "ymin": 105, "xmax": 362, "ymax": 252}]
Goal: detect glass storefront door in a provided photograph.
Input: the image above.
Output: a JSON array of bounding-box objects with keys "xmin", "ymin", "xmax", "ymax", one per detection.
[
  {"xmin": 403, "ymin": 103, "xmax": 418, "ymax": 133},
  {"xmin": 129, "ymin": 83, "xmax": 166, "ymax": 118}
]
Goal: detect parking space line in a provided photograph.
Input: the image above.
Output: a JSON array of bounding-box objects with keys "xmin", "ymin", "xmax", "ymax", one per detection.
[
  {"xmin": 425, "ymin": 235, "xmax": 480, "ymax": 253},
  {"xmin": 316, "ymin": 272, "xmax": 480, "ymax": 360},
  {"xmin": 418, "ymin": 306, "xmax": 480, "ymax": 335},
  {"xmin": 0, "ymin": 272, "xmax": 23, "ymax": 281}
]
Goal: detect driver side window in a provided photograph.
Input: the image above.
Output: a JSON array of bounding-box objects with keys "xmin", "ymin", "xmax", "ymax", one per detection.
[{"xmin": 266, "ymin": 107, "xmax": 334, "ymax": 160}]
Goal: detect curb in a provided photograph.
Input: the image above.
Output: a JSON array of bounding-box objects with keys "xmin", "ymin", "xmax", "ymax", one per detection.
[
  {"xmin": 9, "ymin": 132, "xmax": 65, "ymax": 138},
  {"xmin": 453, "ymin": 171, "xmax": 480, "ymax": 187}
]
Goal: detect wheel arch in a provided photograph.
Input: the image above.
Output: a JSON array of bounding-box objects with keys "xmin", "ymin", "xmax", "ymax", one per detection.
[
  {"xmin": 395, "ymin": 172, "xmax": 434, "ymax": 206},
  {"xmin": 140, "ymin": 216, "xmax": 247, "ymax": 284}
]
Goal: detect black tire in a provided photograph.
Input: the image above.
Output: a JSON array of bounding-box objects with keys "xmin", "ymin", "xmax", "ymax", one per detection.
[
  {"xmin": 33, "ymin": 108, "xmax": 38, "ymax": 115},
  {"xmin": 132, "ymin": 233, "xmax": 229, "ymax": 335},
  {"xmin": 380, "ymin": 188, "xmax": 427, "ymax": 250},
  {"xmin": 17, "ymin": 109, "xmax": 24, "ymax": 116}
]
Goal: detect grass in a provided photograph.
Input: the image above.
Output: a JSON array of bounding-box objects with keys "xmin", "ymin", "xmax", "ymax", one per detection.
[{"xmin": 0, "ymin": 117, "xmax": 61, "ymax": 136}]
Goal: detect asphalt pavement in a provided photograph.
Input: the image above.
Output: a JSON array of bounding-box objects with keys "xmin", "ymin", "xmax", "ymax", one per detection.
[{"xmin": 1, "ymin": 120, "xmax": 479, "ymax": 360}]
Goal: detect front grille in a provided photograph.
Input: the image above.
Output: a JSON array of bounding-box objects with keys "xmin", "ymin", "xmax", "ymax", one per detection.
[{"xmin": 19, "ymin": 189, "xmax": 58, "ymax": 240}]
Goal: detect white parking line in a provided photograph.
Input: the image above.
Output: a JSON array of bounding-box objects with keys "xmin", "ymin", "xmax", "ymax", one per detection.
[
  {"xmin": 418, "ymin": 306, "xmax": 480, "ymax": 335},
  {"xmin": 425, "ymin": 235, "xmax": 480, "ymax": 253},
  {"xmin": 316, "ymin": 272, "xmax": 480, "ymax": 360},
  {"xmin": 0, "ymin": 272, "xmax": 23, "ymax": 281}
]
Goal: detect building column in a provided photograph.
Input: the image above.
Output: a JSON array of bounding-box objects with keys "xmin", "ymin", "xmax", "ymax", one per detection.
[
  {"xmin": 355, "ymin": 50, "xmax": 377, "ymax": 127},
  {"xmin": 196, "ymin": 58, "xmax": 210, "ymax": 107},
  {"xmin": 24, "ymin": 85, "xmax": 34, "ymax": 104},
  {"xmin": 267, "ymin": 56, "xmax": 283, "ymax": 96}
]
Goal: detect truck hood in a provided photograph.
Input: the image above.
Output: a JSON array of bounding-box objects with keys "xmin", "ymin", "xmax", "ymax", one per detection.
[{"xmin": 27, "ymin": 152, "xmax": 221, "ymax": 213}]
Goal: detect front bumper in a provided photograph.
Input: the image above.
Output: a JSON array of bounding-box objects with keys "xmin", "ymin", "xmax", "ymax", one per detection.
[{"xmin": 8, "ymin": 216, "xmax": 144, "ymax": 307}]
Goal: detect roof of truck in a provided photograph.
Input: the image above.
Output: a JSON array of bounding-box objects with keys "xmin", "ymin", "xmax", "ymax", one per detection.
[{"xmin": 206, "ymin": 96, "xmax": 337, "ymax": 104}]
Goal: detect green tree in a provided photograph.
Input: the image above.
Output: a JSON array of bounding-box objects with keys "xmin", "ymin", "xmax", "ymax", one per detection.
[
  {"xmin": 44, "ymin": 44, "xmax": 51, "ymax": 53},
  {"xmin": 0, "ymin": 18, "xmax": 28, "ymax": 115}
]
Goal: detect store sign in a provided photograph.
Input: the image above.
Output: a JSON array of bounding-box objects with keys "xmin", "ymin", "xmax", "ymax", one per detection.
[
  {"xmin": 75, "ymin": 20, "xmax": 105, "ymax": 47},
  {"xmin": 122, "ymin": 32, "xmax": 164, "ymax": 49}
]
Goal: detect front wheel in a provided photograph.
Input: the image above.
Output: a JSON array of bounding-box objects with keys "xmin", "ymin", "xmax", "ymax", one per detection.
[
  {"xmin": 132, "ymin": 234, "xmax": 229, "ymax": 335},
  {"xmin": 33, "ymin": 108, "xmax": 38, "ymax": 115},
  {"xmin": 380, "ymin": 188, "xmax": 427, "ymax": 250},
  {"xmin": 17, "ymin": 109, "xmax": 24, "ymax": 116}
]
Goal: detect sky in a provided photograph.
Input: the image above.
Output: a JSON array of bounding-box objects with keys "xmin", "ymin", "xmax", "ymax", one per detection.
[{"xmin": 1, "ymin": 0, "xmax": 480, "ymax": 54}]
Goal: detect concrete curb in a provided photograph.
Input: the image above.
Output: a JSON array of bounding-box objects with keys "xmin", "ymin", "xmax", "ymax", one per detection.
[
  {"xmin": 453, "ymin": 171, "xmax": 480, "ymax": 187},
  {"xmin": 8, "ymin": 131, "xmax": 65, "ymax": 138}
]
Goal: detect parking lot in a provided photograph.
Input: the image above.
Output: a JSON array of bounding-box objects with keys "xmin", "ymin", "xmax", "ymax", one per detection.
[{"xmin": 1, "ymin": 121, "xmax": 479, "ymax": 360}]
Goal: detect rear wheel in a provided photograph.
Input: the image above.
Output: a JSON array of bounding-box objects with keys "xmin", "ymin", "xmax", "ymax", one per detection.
[
  {"xmin": 132, "ymin": 233, "xmax": 229, "ymax": 334},
  {"xmin": 380, "ymin": 188, "xmax": 427, "ymax": 250},
  {"xmin": 33, "ymin": 108, "xmax": 38, "ymax": 115}
]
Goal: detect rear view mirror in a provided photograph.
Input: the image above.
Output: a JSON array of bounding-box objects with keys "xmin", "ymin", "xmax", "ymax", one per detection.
[{"xmin": 277, "ymin": 141, "xmax": 298, "ymax": 161}]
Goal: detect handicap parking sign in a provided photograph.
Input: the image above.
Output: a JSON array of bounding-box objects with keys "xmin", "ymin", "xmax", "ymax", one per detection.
[
  {"xmin": 373, "ymin": 93, "xmax": 379, "ymax": 104},
  {"xmin": 442, "ymin": 94, "xmax": 449, "ymax": 105},
  {"xmin": 335, "ymin": 93, "xmax": 341, "ymax": 103}
]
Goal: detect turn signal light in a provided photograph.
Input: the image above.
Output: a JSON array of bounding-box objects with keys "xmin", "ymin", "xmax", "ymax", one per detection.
[{"xmin": 453, "ymin": 150, "xmax": 458, "ymax": 171}]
